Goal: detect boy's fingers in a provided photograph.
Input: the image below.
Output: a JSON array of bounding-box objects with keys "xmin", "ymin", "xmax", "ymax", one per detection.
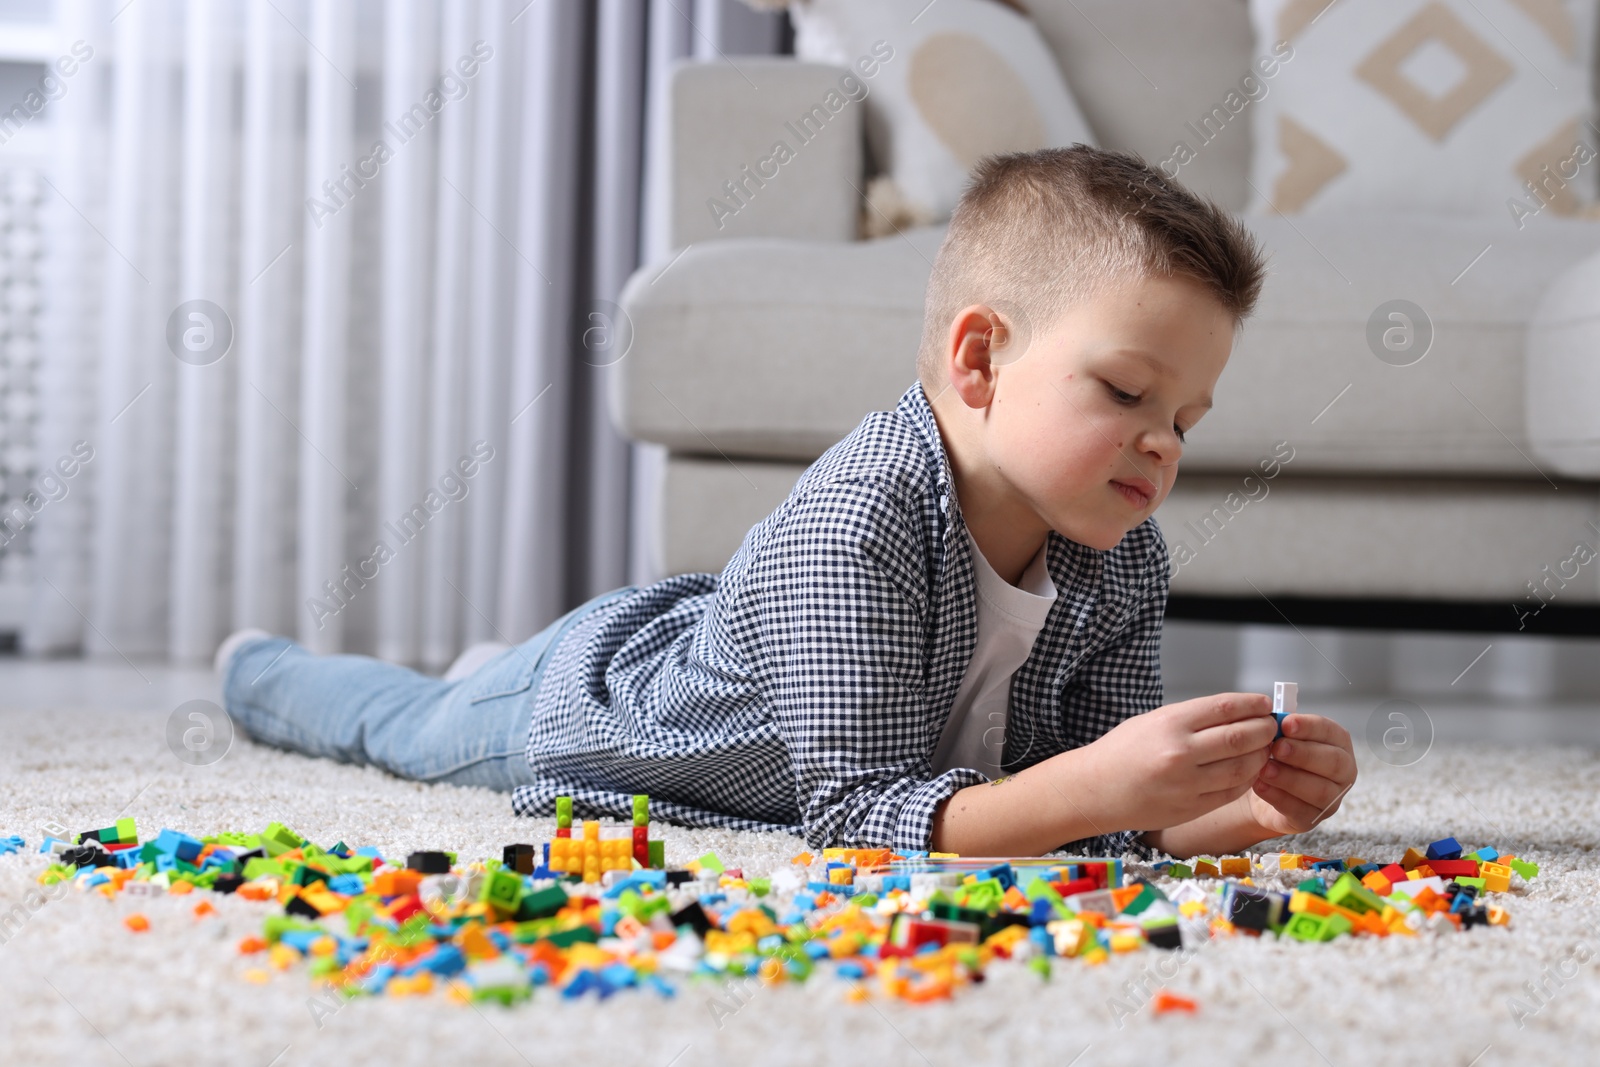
[
  {"xmin": 1191, "ymin": 714, "xmax": 1278, "ymax": 762},
  {"xmin": 1256, "ymin": 759, "xmax": 1348, "ymax": 813},
  {"xmin": 1250, "ymin": 780, "xmax": 1324, "ymax": 829},
  {"xmin": 1270, "ymin": 736, "xmax": 1356, "ymax": 784},
  {"xmin": 1194, "ymin": 749, "xmax": 1269, "ymax": 792},
  {"xmin": 1180, "ymin": 693, "xmax": 1273, "ymax": 731},
  {"xmin": 1281, "ymin": 713, "xmax": 1353, "ymax": 750}
]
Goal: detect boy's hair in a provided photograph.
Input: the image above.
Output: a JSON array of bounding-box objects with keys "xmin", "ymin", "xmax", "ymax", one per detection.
[{"xmin": 916, "ymin": 145, "xmax": 1268, "ymax": 393}]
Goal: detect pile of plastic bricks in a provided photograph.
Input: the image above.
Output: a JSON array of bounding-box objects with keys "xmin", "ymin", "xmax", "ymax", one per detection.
[{"xmin": 21, "ymin": 800, "xmax": 1539, "ymax": 1006}]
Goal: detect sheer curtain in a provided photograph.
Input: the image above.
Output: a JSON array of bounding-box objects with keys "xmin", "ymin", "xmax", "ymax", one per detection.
[{"xmin": 25, "ymin": 0, "xmax": 783, "ymax": 668}]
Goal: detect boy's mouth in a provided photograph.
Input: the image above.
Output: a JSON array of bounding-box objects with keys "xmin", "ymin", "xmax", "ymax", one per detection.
[{"xmin": 1110, "ymin": 478, "xmax": 1156, "ymax": 509}]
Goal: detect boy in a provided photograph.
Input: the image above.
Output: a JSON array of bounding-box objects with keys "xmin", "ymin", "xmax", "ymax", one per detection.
[{"xmin": 221, "ymin": 145, "xmax": 1356, "ymax": 859}]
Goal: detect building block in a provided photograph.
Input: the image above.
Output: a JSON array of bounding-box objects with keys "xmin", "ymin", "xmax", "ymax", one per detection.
[
  {"xmin": 261, "ymin": 822, "xmax": 305, "ymax": 858},
  {"xmin": 481, "ymin": 869, "xmax": 524, "ymax": 915},
  {"xmin": 555, "ymin": 795, "xmax": 573, "ymax": 829},
  {"xmin": 1327, "ymin": 873, "xmax": 1385, "ymax": 915},
  {"xmin": 632, "ymin": 794, "xmax": 649, "ymax": 827},
  {"xmin": 1272, "ymin": 681, "xmax": 1297, "ymax": 739},
  {"xmin": 1425, "ymin": 837, "xmax": 1462, "ymax": 861}
]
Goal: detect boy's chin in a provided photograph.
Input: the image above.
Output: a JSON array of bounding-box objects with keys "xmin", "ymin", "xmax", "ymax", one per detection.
[{"xmin": 1057, "ymin": 520, "xmax": 1140, "ymax": 552}]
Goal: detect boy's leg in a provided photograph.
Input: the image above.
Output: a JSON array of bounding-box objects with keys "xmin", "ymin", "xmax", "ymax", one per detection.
[
  {"xmin": 221, "ymin": 584, "xmax": 638, "ymax": 791},
  {"xmin": 223, "ymin": 636, "xmax": 541, "ymax": 791}
]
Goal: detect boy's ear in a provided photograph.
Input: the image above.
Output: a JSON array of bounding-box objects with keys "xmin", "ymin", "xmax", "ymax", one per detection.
[{"xmin": 946, "ymin": 304, "xmax": 1008, "ymax": 410}]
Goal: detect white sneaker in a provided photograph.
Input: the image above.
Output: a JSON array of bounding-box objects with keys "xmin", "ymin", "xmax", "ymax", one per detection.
[
  {"xmin": 444, "ymin": 641, "xmax": 512, "ymax": 682},
  {"xmin": 214, "ymin": 628, "xmax": 273, "ymax": 678}
]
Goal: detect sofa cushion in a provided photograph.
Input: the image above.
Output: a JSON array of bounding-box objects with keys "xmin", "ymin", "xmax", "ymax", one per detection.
[
  {"xmin": 1013, "ymin": 0, "xmax": 1259, "ymax": 211},
  {"xmin": 790, "ymin": 0, "xmax": 1096, "ymax": 225},
  {"xmin": 658, "ymin": 454, "xmax": 1600, "ymax": 605},
  {"xmin": 616, "ymin": 212, "xmax": 1600, "ymax": 477},
  {"xmin": 1246, "ymin": 0, "xmax": 1600, "ymax": 216}
]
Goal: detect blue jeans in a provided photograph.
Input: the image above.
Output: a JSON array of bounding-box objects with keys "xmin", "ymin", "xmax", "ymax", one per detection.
[{"xmin": 222, "ymin": 586, "xmax": 637, "ymax": 791}]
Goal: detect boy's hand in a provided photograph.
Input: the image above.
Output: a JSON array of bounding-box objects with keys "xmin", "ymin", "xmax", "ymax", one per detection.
[
  {"xmin": 1245, "ymin": 714, "xmax": 1356, "ymax": 836},
  {"xmin": 1084, "ymin": 692, "xmax": 1277, "ymax": 830}
]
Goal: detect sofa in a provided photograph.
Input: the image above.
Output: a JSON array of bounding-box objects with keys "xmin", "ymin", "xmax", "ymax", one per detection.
[{"xmin": 612, "ymin": 1, "xmax": 1600, "ymax": 635}]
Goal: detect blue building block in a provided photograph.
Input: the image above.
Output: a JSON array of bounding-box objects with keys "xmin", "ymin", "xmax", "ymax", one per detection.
[
  {"xmin": 153, "ymin": 829, "xmax": 204, "ymax": 863},
  {"xmin": 1426, "ymin": 837, "xmax": 1463, "ymax": 861}
]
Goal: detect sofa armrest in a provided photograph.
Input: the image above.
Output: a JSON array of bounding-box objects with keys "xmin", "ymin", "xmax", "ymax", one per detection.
[
  {"xmin": 667, "ymin": 57, "xmax": 863, "ymax": 247},
  {"xmin": 1527, "ymin": 246, "xmax": 1600, "ymax": 478}
]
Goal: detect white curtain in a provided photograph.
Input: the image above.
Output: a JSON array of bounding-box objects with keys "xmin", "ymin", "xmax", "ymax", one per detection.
[{"xmin": 26, "ymin": 0, "xmax": 784, "ymax": 668}]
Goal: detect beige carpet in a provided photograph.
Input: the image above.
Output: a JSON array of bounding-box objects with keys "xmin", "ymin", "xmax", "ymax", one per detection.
[{"xmin": 1, "ymin": 705, "xmax": 1597, "ymax": 1066}]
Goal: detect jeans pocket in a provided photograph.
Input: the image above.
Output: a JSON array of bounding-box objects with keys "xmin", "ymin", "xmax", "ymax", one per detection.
[{"xmin": 466, "ymin": 647, "xmax": 540, "ymax": 704}]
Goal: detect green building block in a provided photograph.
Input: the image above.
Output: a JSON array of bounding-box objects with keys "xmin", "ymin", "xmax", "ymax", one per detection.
[
  {"xmin": 1167, "ymin": 863, "xmax": 1193, "ymax": 879},
  {"xmin": 1454, "ymin": 876, "xmax": 1486, "ymax": 892},
  {"xmin": 1025, "ymin": 877, "xmax": 1070, "ymax": 919},
  {"xmin": 114, "ymin": 818, "xmax": 137, "ymax": 844},
  {"xmin": 346, "ymin": 900, "xmax": 375, "ymax": 935},
  {"xmin": 515, "ymin": 884, "xmax": 567, "ymax": 921},
  {"xmin": 481, "ymin": 869, "xmax": 525, "ymax": 915},
  {"xmin": 1509, "ymin": 858, "xmax": 1539, "ymax": 881},
  {"xmin": 544, "ymin": 924, "xmax": 600, "ymax": 948},
  {"xmin": 632, "ymin": 794, "xmax": 649, "ymax": 827},
  {"xmin": 1118, "ymin": 880, "xmax": 1165, "ymax": 917},
  {"xmin": 955, "ymin": 878, "xmax": 1003, "ymax": 912},
  {"xmin": 748, "ymin": 877, "xmax": 771, "ymax": 898},
  {"xmin": 647, "ymin": 840, "xmax": 664, "ymax": 869},
  {"xmin": 261, "ymin": 822, "xmax": 305, "ymax": 858},
  {"xmin": 696, "ymin": 851, "xmax": 725, "ymax": 874},
  {"xmin": 1327, "ymin": 872, "xmax": 1384, "ymax": 915},
  {"xmin": 1284, "ymin": 913, "xmax": 1329, "ymax": 942},
  {"xmin": 243, "ymin": 856, "xmax": 288, "ymax": 882},
  {"xmin": 263, "ymin": 915, "xmax": 322, "ymax": 943},
  {"xmin": 555, "ymin": 795, "xmax": 573, "ymax": 829},
  {"xmin": 1319, "ymin": 913, "xmax": 1353, "ymax": 940},
  {"xmin": 292, "ymin": 865, "xmax": 330, "ymax": 887}
]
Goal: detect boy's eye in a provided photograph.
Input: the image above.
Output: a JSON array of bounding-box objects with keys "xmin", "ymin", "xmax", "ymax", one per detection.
[
  {"xmin": 1107, "ymin": 384, "xmax": 1139, "ymax": 404},
  {"xmin": 1175, "ymin": 424, "xmax": 1187, "ymax": 444}
]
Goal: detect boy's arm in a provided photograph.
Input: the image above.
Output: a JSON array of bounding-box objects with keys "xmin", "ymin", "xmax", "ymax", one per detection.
[
  {"xmin": 750, "ymin": 481, "xmax": 988, "ymax": 850},
  {"xmin": 934, "ymin": 526, "xmax": 1172, "ymax": 856},
  {"xmin": 932, "ymin": 691, "xmax": 1279, "ymax": 855}
]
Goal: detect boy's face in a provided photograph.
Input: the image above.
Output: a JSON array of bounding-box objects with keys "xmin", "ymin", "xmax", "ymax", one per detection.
[{"xmin": 941, "ymin": 273, "xmax": 1234, "ymax": 553}]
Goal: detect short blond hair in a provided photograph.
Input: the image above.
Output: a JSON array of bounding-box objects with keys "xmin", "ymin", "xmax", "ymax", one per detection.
[{"xmin": 916, "ymin": 146, "xmax": 1267, "ymax": 392}]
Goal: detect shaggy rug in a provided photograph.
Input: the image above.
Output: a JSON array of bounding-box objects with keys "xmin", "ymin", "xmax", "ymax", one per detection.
[{"xmin": 0, "ymin": 703, "xmax": 1596, "ymax": 1067}]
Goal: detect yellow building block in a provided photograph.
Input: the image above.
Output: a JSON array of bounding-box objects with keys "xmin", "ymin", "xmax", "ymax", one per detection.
[
  {"xmin": 1479, "ymin": 862, "xmax": 1512, "ymax": 893},
  {"xmin": 1218, "ymin": 857, "xmax": 1250, "ymax": 877},
  {"xmin": 1109, "ymin": 931, "xmax": 1143, "ymax": 953}
]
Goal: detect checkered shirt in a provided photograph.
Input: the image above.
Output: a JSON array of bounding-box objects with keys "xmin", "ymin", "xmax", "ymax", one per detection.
[{"xmin": 511, "ymin": 381, "xmax": 1168, "ymax": 858}]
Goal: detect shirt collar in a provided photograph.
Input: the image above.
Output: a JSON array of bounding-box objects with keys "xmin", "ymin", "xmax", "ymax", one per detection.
[{"xmin": 896, "ymin": 380, "xmax": 958, "ymax": 512}]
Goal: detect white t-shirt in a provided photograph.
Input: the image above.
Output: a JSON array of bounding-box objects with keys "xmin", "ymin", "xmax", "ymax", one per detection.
[{"xmin": 929, "ymin": 523, "xmax": 1058, "ymax": 779}]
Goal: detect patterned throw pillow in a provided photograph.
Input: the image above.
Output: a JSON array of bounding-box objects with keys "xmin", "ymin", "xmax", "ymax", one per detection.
[
  {"xmin": 789, "ymin": 0, "xmax": 1096, "ymax": 235},
  {"xmin": 1247, "ymin": 0, "xmax": 1600, "ymax": 224}
]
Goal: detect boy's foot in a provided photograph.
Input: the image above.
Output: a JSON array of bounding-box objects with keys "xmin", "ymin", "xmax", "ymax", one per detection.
[
  {"xmin": 444, "ymin": 641, "xmax": 511, "ymax": 682},
  {"xmin": 214, "ymin": 628, "xmax": 272, "ymax": 678}
]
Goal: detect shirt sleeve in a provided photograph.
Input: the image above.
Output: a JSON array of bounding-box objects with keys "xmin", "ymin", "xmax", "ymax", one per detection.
[
  {"xmin": 1057, "ymin": 525, "xmax": 1169, "ymax": 860},
  {"xmin": 742, "ymin": 478, "xmax": 987, "ymax": 851}
]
